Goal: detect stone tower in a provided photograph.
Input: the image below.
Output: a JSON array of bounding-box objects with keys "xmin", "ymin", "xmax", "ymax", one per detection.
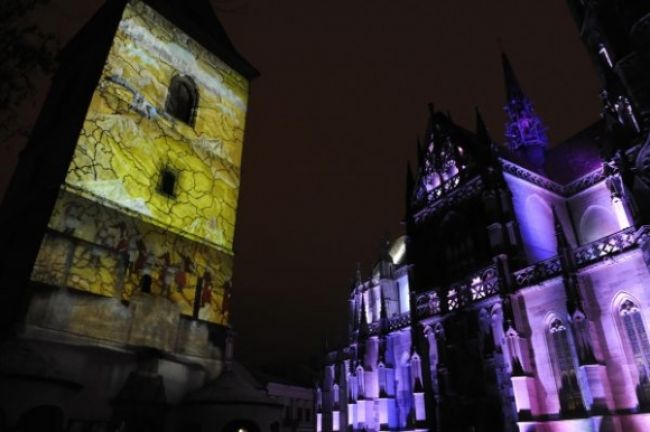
[{"xmin": 0, "ymin": 0, "xmax": 256, "ymax": 430}]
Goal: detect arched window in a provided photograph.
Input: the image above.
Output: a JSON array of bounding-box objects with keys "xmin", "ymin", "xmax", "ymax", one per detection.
[
  {"xmin": 618, "ymin": 299, "xmax": 650, "ymax": 407},
  {"xmin": 547, "ymin": 318, "xmax": 585, "ymax": 415},
  {"xmin": 165, "ymin": 75, "xmax": 198, "ymax": 125},
  {"xmin": 410, "ymin": 353, "xmax": 423, "ymax": 392}
]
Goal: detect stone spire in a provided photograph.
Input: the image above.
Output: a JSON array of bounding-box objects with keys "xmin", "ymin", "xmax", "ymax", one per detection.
[
  {"xmin": 553, "ymin": 206, "xmax": 597, "ymax": 365},
  {"xmin": 474, "ymin": 106, "xmax": 501, "ymax": 170},
  {"xmin": 502, "ymin": 52, "xmax": 548, "ymax": 172},
  {"xmin": 475, "ymin": 106, "xmax": 491, "ymax": 145},
  {"xmin": 552, "ymin": 206, "xmax": 579, "ymax": 311}
]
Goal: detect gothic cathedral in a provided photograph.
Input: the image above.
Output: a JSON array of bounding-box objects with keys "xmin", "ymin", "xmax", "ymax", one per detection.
[{"xmin": 318, "ymin": 2, "xmax": 650, "ymax": 431}]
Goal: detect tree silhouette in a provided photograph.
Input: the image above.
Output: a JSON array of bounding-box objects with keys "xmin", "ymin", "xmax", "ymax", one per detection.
[{"xmin": 0, "ymin": 0, "xmax": 57, "ymax": 143}]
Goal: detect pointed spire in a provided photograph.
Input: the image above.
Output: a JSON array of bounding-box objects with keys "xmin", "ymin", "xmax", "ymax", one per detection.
[
  {"xmin": 474, "ymin": 106, "xmax": 500, "ymax": 169},
  {"xmin": 380, "ymin": 289, "xmax": 388, "ymax": 321},
  {"xmin": 406, "ymin": 407, "xmax": 417, "ymax": 429},
  {"xmin": 502, "ymin": 295, "xmax": 517, "ymax": 333},
  {"xmin": 406, "ymin": 161, "xmax": 415, "ymax": 191},
  {"xmin": 359, "ymin": 295, "xmax": 370, "ymax": 336},
  {"xmin": 552, "ymin": 206, "xmax": 570, "ymax": 253},
  {"xmin": 416, "ymin": 136, "xmax": 425, "ymax": 168},
  {"xmin": 475, "ymin": 106, "xmax": 491, "ymax": 144},
  {"xmin": 502, "ymin": 51, "xmax": 525, "ymax": 102},
  {"xmin": 424, "ymin": 103, "xmax": 436, "ymax": 149},
  {"xmin": 553, "ymin": 218, "xmax": 598, "ymax": 366},
  {"xmin": 501, "ymin": 50, "xmax": 548, "ymax": 171},
  {"xmin": 378, "ymin": 335, "xmax": 386, "ymax": 364},
  {"xmin": 553, "ymin": 206, "xmax": 585, "ymax": 319}
]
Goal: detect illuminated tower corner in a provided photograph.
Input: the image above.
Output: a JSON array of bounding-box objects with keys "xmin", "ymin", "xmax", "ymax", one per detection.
[{"xmin": 0, "ymin": 0, "xmax": 257, "ymax": 428}]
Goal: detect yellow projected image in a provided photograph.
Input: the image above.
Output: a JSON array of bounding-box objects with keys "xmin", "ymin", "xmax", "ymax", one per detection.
[
  {"xmin": 29, "ymin": 0, "xmax": 246, "ymax": 325},
  {"xmin": 32, "ymin": 191, "xmax": 232, "ymax": 324},
  {"xmin": 66, "ymin": 0, "xmax": 248, "ymax": 251}
]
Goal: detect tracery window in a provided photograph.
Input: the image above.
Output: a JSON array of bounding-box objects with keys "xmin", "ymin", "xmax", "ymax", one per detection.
[
  {"xmin": 165, "ymin": 75, "xmax": 198, "ymax": 125},
  {"xmin": 547, "ymin": 318, "xmax": 584, "ymax": 415},
  {"xmin": 619, "ymin": 299, "xmax": 650, "ymax": 407}
]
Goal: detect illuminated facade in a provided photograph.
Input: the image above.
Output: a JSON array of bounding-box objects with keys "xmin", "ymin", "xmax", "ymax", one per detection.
[
  {"xmin": 31, "ymin": 0, "xmax": 249, "ymax": 324},
  {"xmin": 0, "ymin": 0, "xmax": 258, "ymax": 430},
  {"xmin": 319, "ymin": 1, "xmax": 650, "ymax": 431}
]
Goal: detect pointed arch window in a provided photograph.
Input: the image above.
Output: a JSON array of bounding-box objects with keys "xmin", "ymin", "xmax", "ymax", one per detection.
[
  {"xmin": 619, "ymin": 299, "xmax": 650, "ymax": 407},
  {"xmin": 165, "ymin": 75, "xmax": 198, "ymax": 125},
  {"xmin": 355, "ymin": 365, "xmax": 365, "ymax": 399},
  {"xmin": 410, "ymin": 354, "xmax": 424, "ymax": 392},
  {"xmin": 378, "ymin": 362, "xmax": 387, "ymax": 397},
  {"xmin": 547, "ymin": 318, "xmax": 585, "ymax": 415}
]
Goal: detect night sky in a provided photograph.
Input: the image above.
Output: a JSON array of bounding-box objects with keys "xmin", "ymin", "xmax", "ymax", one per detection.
[{"xmin": 3, "ymin": 0, "xmax": 602, "ymax": 367}]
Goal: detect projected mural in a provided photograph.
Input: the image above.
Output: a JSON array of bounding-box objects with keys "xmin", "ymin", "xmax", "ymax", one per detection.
[{"xmin": 30, "ymin": 0, "xmax": 246, "ymax": 325}]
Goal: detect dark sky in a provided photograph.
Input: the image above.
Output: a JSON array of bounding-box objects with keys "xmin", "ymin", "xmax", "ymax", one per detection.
[{"xmin": 5, "ymin": 0, "xmax": 602, "ymax": 367}]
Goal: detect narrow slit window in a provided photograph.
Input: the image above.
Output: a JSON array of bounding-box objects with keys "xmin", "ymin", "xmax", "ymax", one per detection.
[{"xmin": 159, "ymin": 167, "xmax": 178, "ymax": 198}]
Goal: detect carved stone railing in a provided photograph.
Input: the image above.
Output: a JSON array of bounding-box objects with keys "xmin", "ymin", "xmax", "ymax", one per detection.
[
  {"xmin": 564, "ymin": 167, "xmax": 606, "ymax": 196},
  {"xmin": 513, "ymin": 256, "xmax": 562, "ymax": 288},
  {"xmin": 414, "ymin": 263, "xmax": 501, "ymax": 318},
  {"xmin": 513, "ymin": 226, "xmax": 640, "ymax": 288},
  {"xmin": 416, "ymin": 290, "xmax": 441, "ymax": 318},
  {"xmin": 414, "ymin": 176, "xmax": 483, "ymax": 222},
  {"xmin": 574, "ymin": 226, "xmax": 637, "ymax": 266},
  {"xmin": 500, "ymin": 159, "xmax": 565, "ymax": 195},
  {"xmin": 411, "ymin": 227, "xmax": 650, "ymax": 320},
  {"xmin": 425, "ymin": 173, "xmax": 462, "ymax": 202},
  {"xmin": 500, "ymin": 159, "xmax": 606, "ymax": 197},
  {"xmin": 324, "ymin": 345, "xmax": 355, "ymax": 364},
  {"xmin": 367, "ymin": 312, "xmax": 411, "ymax": 335}
]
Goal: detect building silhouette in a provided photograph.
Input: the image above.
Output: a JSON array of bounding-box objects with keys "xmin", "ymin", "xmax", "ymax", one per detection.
[{"xmin": 318, "ymin": 1, "xmax": 650, "ymax": 431}]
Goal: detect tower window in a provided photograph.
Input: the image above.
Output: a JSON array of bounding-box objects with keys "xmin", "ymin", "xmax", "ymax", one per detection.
[
  {"xmin": 165, "ymin": 75, "xmax": 198, "ymax": 125},
  {"xmin": 159, "ymin": 167, "xmax": 178, "ymax": 198}
]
